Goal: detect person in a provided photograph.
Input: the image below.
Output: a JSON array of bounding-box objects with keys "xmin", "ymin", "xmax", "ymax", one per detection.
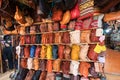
[{"xmin": 2, "ymin": 41, "xmax": 14, "ymax": 70}]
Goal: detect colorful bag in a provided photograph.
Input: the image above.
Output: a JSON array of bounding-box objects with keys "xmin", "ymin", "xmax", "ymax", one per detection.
[
  {"xmin": 30, "ymin": 46, "xmax": 36, "ymax": 58},
  {"xmin": 47, "ymin": 33, "xmax": 54, "ymax": 44}
]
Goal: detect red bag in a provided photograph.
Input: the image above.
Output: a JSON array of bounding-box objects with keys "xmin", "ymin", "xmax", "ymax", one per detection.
[
  {"xmin": 58, "ymin": 45, "xmax": 65, "ymax": 59},
  {"xmin": 88, "ymin": 45, "xmax": 98, "ymax": 61},
  {"xmin": 35, "ymin": 46, "xmax": 41, "ymax": 58},
  {"xmin": 20, "ymin": 36, "xmax": 25, "ymax": 45},
  {"xmin": 61, "ymin": 61, "xmax": 70, "ymax": 74},
  {"xmin": 24, "ymin": 46, "xmax": 30, "ymax": 58},
  {"xmin": 70, "ymin": 3, "xmax": 80, "ymax": 20},
  {"xmin": 20, "ymin": 58, "xmax": 27, "ymax": 68},
  {"xmin": 47, "ymin": 33, "xmax": 54, "ymax": 44},
  {"xmin": 31, "ymin": 35, "xmax": 36, "ymax": 44},
  {"xmin": 52, "ymin": 8, "xmax": 63, "ymax": 21},
  {"xmin": 62, "ymin": 32, "xmax": 70, "ymax": 43},
  {"xmin": 25, "ymin": 35, "xmax": 31, "ymax": 44},
  {"xmin": 90, "ymin": 29, "xmax": 99, "ymax": 42}
]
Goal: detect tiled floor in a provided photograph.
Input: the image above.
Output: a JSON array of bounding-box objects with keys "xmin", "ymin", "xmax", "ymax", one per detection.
[{"xmin": 0, "ymin": 70, "xmax": 14, "ymax": 80}]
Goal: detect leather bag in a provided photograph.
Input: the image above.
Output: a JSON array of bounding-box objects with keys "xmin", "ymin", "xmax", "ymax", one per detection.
[{"xmin": 24, "ymin": 46, "xmax": 30, "ymax": 58}]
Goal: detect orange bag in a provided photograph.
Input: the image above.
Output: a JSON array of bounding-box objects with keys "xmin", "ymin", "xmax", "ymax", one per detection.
[
  {"xmin": 20, "ymin": 58, "xmax": 27, "ymax": 68},
  {"xmin": 80, "ymin": 30, "xmax": 91, "ymax": 43},
  {"xmin": 79, "ymin": 62, "xmax": 91, "ymax": 77},
  {"xmin": 53, "ymin": 59, "xmax": 61, "ymax": 72},
  {"xmin": 60, "ymin": 10, "xmax": 71, "ymax": 25},
  {"xmin": 33, "ymin": 58, "xmax": 40, "ymax": 70},
  {"xmin": 40, "ymin": 45, "xmax": 47, "ymax": 59},
  {"xmin": 46, "ymin": 60, "xmax": 53, "ymax": 73}
]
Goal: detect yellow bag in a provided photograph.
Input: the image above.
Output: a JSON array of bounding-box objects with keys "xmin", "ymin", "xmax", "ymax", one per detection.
[
  {"xmin": 94, "ymin": 44, "xmax": 106, "ymax": 53},
  {"xmin": 71, "ymin": 44, "xmax": 80, "ymax": 60},
  {"xmin": 40, "ymin": 45, "xmax": 47, "ymax": 59},
  {"xmin": 46, "ymin": 45, "xmax": 52, "ymax": 59}
]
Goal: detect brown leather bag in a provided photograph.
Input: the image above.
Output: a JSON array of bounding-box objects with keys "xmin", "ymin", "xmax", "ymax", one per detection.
[
  {"xmin": 90, "ymin": 29, "xmax": 99, "ymax": 42},
  {"xmin": 41, "ymin": 34, "xmax": 47, "ymax": 44},
  {"xmin": 88, "ymin": 45, "xmax": 98, "ymax": 61},
  {"xmin": 53, "ymin": 59, "xmax": 61, "ymax": 72},
  {"xmin": 24, "ymin": 46, "xmax": 30, "ymax": 58},
  {"xmin": 58, "ymin": 45, "xmax": 65, "ymax": 59},
  {"xmin": 39, "ymin": 71, "xmax": 47, "ymax": 80},
  {"xmin": 62, "ymin": 32, "xmax": 70, "ymax": 43},
  {"xmin": 25, "ymin": 69, "xmax": 35, "ymax": 80},
  {"xmin": 31, "ymin": 35, "xmax": 36, "ymax": 44},
  {"xmin": 61, "ymin": 61, "xmax": 70, "ymax": 74},
  {"xmin": 39, "ymin": 60, "xmax": 46, "ymax": 71}
]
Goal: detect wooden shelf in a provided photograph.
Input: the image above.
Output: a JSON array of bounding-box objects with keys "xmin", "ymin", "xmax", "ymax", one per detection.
[
  {"xmin": 20, "ymin": 42, "xmax": 98, "ymax": 46},
  {"xmin": 20, "ymin": 57, "xmax": 98, "ymax": 63},
  {"xmin": 20, "ymin": 30, "xmax": 72, "ymax": 35},
  {"xmin": 33, "ymin": 21, "xmax": 54, "ymax": 25}
]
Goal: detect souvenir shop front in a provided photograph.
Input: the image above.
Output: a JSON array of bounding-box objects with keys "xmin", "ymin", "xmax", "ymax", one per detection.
[{"xmin": 0, "ymin": 0, "xmax": 120, "ymax": 80}]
